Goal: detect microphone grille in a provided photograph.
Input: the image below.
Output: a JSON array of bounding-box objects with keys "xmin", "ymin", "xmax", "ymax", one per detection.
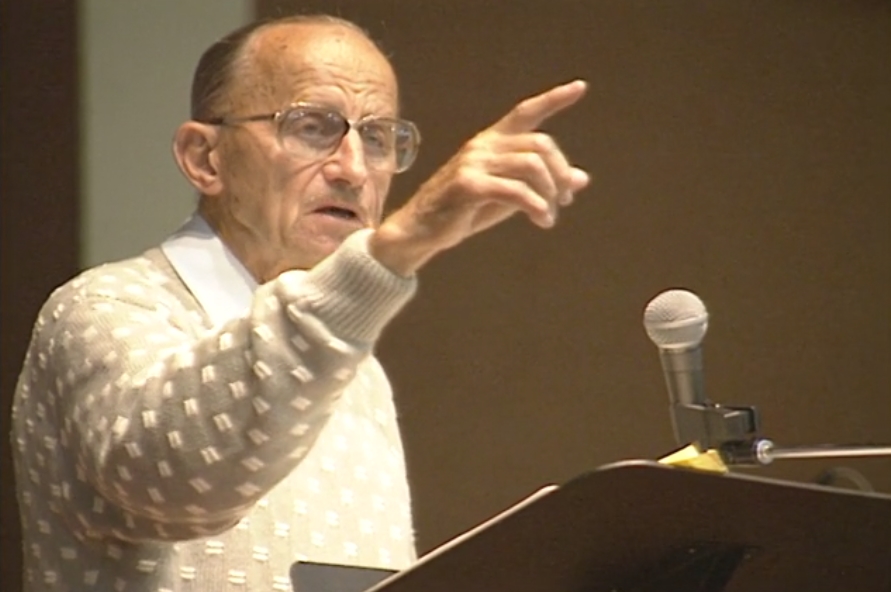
[{"xmin": 643, "ymin": 289, "xmax": 709, "ymax": 349}]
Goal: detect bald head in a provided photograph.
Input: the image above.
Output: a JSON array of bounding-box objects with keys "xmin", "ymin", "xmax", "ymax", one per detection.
[
  {"xmin": 191, "ymin": 15, "xmax": 395, "ymax": 122},
  {"xmin": 231, "ymin": 21, "xmax": 398, "ymax": 118}
]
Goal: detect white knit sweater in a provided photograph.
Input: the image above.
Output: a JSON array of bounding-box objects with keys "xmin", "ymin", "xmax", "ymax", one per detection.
[{"xmin": 11, "ymin": 228, "xmax": 418, "ymax": 591}]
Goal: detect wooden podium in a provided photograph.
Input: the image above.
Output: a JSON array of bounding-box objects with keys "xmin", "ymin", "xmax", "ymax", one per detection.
[{"xmin": 293, "ymin": 460, "xmax": 891, "ymax": 592}]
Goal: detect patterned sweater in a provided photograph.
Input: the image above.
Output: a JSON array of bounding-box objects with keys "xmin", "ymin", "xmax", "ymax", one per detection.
[{"xmin": 11, "ymin": 228, "xmax": 419, "ymax": 592}]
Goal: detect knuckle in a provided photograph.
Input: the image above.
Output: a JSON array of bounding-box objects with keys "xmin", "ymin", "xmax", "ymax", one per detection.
[
  {"xmin": 453, "ymin": 166, "xmax": 483, "ymax": 193},
  {"xmin": 470, "ymin": 129, "xmax": 497, "ymax": 147},
  {"xmin": 464, "ymin": 136, "xmax": 485, "ymax": 153},
  {"xmin": 520, "ymin": 152, "xmax": 543, "ymax": 172},
  {"xmin": 463, "ymin": 136, "xmax": 489, "ymax": 161},
  {"xmin": 463, "ymin": 135, "xmax": 495, "ymax": 161},
  {"xmin": 512, "ymin": 100, "xmax": 533, "ymax": 122},
  {"xmin": 556, "ymin": 167, "xmax": 574, "ymax": 187},
  {"xmin": 531, "ymin": 132, "xmax": 557, "ymax": 153}
]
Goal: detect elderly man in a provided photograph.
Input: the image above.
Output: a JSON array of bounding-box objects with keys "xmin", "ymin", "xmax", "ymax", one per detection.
[{"xmin": 12, "ymin": 13, "xmax": 589, "ymax": 592}]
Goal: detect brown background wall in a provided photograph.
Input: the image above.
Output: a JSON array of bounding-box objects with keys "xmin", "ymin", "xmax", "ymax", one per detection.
[
  {"xmin": 1, "ymin": 1, "xmax": 889, "ymax": 587},
  {"xmin": 260, "ymin": 0, "xmax": 891, "ymax": 553}
]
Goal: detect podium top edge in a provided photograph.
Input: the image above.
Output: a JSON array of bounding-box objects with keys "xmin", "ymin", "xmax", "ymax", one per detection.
[{"xmin": 583, "ymin": 458, "xmax": 891, "ymax": 501}]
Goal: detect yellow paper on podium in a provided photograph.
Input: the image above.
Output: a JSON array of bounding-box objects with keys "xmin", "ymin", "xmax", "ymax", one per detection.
[{"xmin": 658, "ymin": 443, "xmax": 729, "ymax": 474}]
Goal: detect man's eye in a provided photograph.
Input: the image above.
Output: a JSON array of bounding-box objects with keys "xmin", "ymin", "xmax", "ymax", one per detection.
[
  {"xmin": 284, "ymin": 112, "xmax": 340, "ymax": 139},
  {"xmin": 361, "ymin": 124, "xmax": 393, "ymax": 152}
]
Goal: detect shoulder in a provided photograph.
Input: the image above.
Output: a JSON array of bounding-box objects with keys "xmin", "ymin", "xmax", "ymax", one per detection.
[
  {"xmin": 46, "ymin": 250, "xmax": 166, "ymax": 304},
  {"xmin": 38, "ymin": 248, "xmax": 205, "ymax": 334}
]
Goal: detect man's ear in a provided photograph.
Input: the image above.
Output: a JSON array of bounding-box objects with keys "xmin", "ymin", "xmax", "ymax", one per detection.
[{"xmin": 173, "ymin": 121, "xmax": 224, "ymax": 195}]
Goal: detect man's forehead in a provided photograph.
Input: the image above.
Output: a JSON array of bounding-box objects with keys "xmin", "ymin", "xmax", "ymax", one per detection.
[
  {"xmin": 252, "ymin": 22, "xmax": 345, "ymax": 52},
  {"xmin": 238, "ymin": 22, "xmax": 397, "ymax": 107},
  {"xmin": 248, "ymin": 23, "xmax": 389, "ymax": 78}
]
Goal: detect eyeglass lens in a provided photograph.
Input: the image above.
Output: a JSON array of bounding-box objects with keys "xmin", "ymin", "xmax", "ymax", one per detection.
[{"xmin": 278, "ymin": 107, "xmax": 417, "ymax": 172}]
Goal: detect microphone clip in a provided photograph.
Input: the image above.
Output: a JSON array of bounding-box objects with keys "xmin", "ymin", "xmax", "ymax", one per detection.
[{"xmin": 671, "ymin": 401, "xmax": 761, "ymax": 453}]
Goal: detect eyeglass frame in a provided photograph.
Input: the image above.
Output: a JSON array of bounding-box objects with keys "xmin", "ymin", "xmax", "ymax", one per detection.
[{"xmin": 196, "ymin": 102, "xmax": 422, "ymax": 174}]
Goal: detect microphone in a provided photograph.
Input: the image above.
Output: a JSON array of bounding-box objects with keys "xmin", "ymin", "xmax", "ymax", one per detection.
[
  {"xmin": 643, "ymin": 289, "xmax": 709, "ymax": 410},
  {"xmin": 643, "ymin": 289, "xmax": 758, "ymax": 450},
  {"xmin": 643, "ymin": 289, "xmax": 891, "ymax": 468}
]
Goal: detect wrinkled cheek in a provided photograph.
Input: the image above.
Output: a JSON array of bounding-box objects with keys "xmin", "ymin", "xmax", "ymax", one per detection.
[
  {"xmin": 282, "ymin": 212, "xmax": 308, "ymax": 239},
  {"xmin": 233, "ymin": 191, "xmax": 272, "ymax": 235},
  {"xmin": 222, "ymin": 171, "xmax": 272, "ymax": 229},
  {"xmin": 274, "ymin": 209, "xmax": 307, "ymax": 251},
  {"xmin": 368, "ymin": 201, "xmax": 384, "ymax": 227},
  {"xmin": 370, "ymin": 181, "xmax": 393, "ymax": 225}
]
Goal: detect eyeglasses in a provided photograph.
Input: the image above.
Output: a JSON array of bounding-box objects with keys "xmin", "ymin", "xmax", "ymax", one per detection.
[{"xmin": 199, "ymin": 103, "xmax": 421, "ymax": 174}]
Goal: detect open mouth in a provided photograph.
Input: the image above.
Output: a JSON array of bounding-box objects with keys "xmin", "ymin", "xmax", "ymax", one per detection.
[{"xmin": 313, "ymin": 206, "xmax": 360, "ymax": 221}]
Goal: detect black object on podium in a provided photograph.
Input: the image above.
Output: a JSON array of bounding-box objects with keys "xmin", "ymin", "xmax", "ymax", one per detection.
[
  {"xmin": 291, "ymin": 561, "xmax": 396, "ymax": 592},
  {"xmin": 360, "ymin": 460, "xmax": 891, "ymax": 592}
]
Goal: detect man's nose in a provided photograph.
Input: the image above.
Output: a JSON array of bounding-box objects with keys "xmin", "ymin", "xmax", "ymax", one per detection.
[{"xmin": 321, "ymin": 129, "xmax": 369, "ymax": 188}]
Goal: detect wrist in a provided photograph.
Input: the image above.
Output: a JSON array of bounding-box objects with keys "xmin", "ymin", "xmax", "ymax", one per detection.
[{"xmin": 367, "ymin": 218, "xmax": 437, "ymax": 277}]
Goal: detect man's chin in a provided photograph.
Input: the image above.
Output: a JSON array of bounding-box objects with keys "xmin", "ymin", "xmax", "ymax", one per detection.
[{"xmin": 284, "ymin": 230, "xmax": 363, "ymax": 271}]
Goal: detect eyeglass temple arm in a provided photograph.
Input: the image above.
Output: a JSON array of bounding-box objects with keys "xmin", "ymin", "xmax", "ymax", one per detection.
[{"xmin": 197, "ymin": 113, "xmax": 279, "ymax": 126}]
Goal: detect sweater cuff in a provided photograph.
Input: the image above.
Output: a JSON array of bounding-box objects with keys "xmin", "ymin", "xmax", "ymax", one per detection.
[{"xmin": 284, "ymin": 229, "xmax": 418, "ymax": 344}]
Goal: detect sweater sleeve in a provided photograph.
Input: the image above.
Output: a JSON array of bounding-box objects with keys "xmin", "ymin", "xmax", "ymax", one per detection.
[{"xmin": 37, "ymin": 230, "xmax": 416, "ymax": 542}]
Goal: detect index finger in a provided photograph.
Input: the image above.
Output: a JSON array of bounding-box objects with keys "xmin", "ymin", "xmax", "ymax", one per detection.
[{"xmin": 491, "ymin": 79, "xmax": 588, "ymax": 134}]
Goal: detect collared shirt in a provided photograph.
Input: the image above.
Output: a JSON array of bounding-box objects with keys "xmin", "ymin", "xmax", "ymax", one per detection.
[{"xmin": 160, "ymin": 213, "xmax": 265, "ymax": 327}]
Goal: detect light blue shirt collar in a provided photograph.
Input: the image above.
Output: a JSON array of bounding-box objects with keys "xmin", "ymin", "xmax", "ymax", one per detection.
[{"xmin": 160, "ymin": 213, "xmax": 259, "ymax": 328}]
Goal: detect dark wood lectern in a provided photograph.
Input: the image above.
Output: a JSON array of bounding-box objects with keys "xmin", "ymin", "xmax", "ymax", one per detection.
[
  {"xmin": 294, "ymin": 461, "xmax": 891, "ymax": 592},
  {"xmin": 294, "ymin": 460, "xmax": 891, "ymax": 592}
]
